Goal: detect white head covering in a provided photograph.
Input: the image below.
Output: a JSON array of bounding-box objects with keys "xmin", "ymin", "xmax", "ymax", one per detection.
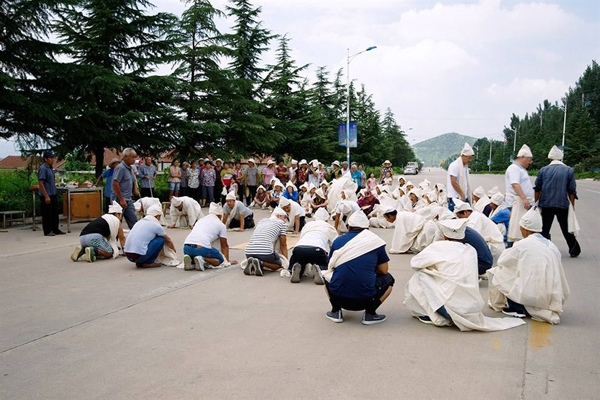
[
  {"xmin": 405, "ymin": 181, "xmax": 414, "ymax": 188},
  {"xmin": 291, "ymin": 159, "xmax": 298, "ymax": 165},
  {"xmin": 453, "ymin": 199, "xmax": 473, "ymax": 213},
  {"xmin": 487, "ymin": 186, "xmax": 499, "ymax": 197},
  {"xmin": 490, "ymin": 192, "xmax": 505, "ymax": 206},
  {"xmin": 285, "ymin": 181, "xmax": 296, "ymax": 190},
  {"xmin": 299, "ymin": 159, "xmax": 307, "ymax": 165},
  {"xmin": 279, "ymin": 197, "xmax": 291, "ymax": 207},
  {"xmin": 426, "ymin": 191, "xmax": 437, "ymax": 203},
  {"xmin": 171, "ymin": 197, "xmax": 183, "ymax": 207},
  {"xmin": 272, "ymin": 207, "xmax": 287, "ymax": 217},
  {"xmin": 308, "ymin": 184, "xmax": 316, "ymax": 192},
  {"xmin": 437, "ymin": 218, "xmax": 468, "ymax": 239},
  {"xmin": 438, "ymin": 208, "xmax": 455, "ymax": 221},
  {"xmin": 226, "ymin": 192, "xmax": 236, "ymax": 201},
  {"xmin": 332, "ymin": 161, "xmax": 340, "ymax": 167},
  {"xmin": 247, "ymin": 158, "xmax": 256, "ymax": 164},
  {"xmin": 299, "ymin": 182, "xmax": 308, "ymax": 191},
  {"xmin": 348, "ymin": 211, "xmax": 369, "ymax": 229},
  {"xmin": 408, "ymin": 188, "xmax": 420, "ymax": 198},
  {"xmin": 108, "ymin": 201, "xmax": 123, "ymax": 214},
  {"xmin": 310, "ymin": 159, "xmax": 319, "ymax": 168},
  {"xmin": 517, "ymin": 144, "xmax": 533, "ymax": 158},
  {"xmin": 339, "ymin": 202, "xmax": 353, "ymax": 216},
  {"xmin": 315, "ymin": 188, "xmax": 325, "ymax": 198},
  {"xmin": 520, "ymin": 208, "xmax": 543, "ymax": 232},
  {"xmin": 258, "ymin": 185, "xmax": 266, "ymax": 192},
  {"xmin": 398, "ymin": 175, "xmax": 406, "ymax": 183},
  {"xmin": 383, "ymin": 160, "xmax": 392, "ymax": 166},
  {"xmin": 473, "ymin": 186, "xmax": 487, "ymax": 199},
  {"xmin": 209, "ymin": 202, "xmax": 223, "ymax": 216},
  {"xmin": 321, "ymin": 180, "xmax": 329, "ymax": 187},
  {"xmin": 461, "ymin": 142, "xmax": 475, "ymax": 156},
  {"xmin": 147, "ymin": 204, "xmax": 163, "ymax": 217},
  {"xmin": 267, "ymin": 159, "xmax": 275, "ymax": 166},
  {"xmin": 548, "ymin": 145, "xmax": 563, "ymax": 161},
  {"xmin": 134, "ymin": 201, "xmax": 142, "ymax": 212},
  {"xmin": 273, "ymin": 180, "xmax": 284, "ymax": 189},
  {"xmin": 383, "ymin": 206, "xmax": 396, "ymax": 214},
  {"xmin": 314, "ymin": 208, "xmax": 330, "ymax": 221},
  {"xmin": 342, "ymin": 189, "xmax": 354, "ymax": 199}
]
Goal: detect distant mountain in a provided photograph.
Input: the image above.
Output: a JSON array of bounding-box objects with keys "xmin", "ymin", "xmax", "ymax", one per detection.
[{"xmin": 413, "ymin": 132, "xmax": 477, "ymax": 167}]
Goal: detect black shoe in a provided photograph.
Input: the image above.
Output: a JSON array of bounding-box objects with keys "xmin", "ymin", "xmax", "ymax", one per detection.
[
  {"xmin": 362, "ymin": 312, "xmax": 387, "ymax": 325},
  {"xmin": 253, "ymin": 258, "xmax": 264, "ymax": 276},
  {"xmin": 54, "ymin": 230, "xmax": 66, "ymax": 235},
  {"xmin": 243, "ymin": 258, "xmax": 255, "ymax": 276},
  {"xmin": 326, "ymin": 310, "xmax": 343, "ymax": 323},
  {"xmin": 290, "ymin": 263, "xmax": 301, "ymax": 283},
  {"xmin": 417, "ymin": 315, "xmax": 435, "ymax": 325},
  {"xmin": 502, "ymin": 307, "xmax": 527, "ymax": 318}
]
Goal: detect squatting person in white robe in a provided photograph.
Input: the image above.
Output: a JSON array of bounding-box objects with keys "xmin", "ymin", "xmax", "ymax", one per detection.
[
  {"xmin": 182, "ymin": 203, "xmax": 238, "ymax": 271},
  {"xmin": 488, "ymin": 208, "xmax": 570, "ymax": 324},
  {"xmin": 168, "ymin": 196, "xmax": 204, "ymax": 229},
  {"xmin": 472, "ymin": 186, "xmax": 490, "ymax": 213},
  {"xmin": 322, "ymin": 211, "xmax": 395, "ymax": 325},
  {"xmin": 505, "ymin": 144, "xmax": 534, "ymax": 242},
  {"xmin": 134, "ymin": 197, "xmax": 166, "ymax": 225},
  {"xmin": 287, "ymin": 208, "xmax": 337, "ymax": 284},
  {"xmin": 404, "ymin": 218, "xmax": 525, "ymax": 332}
]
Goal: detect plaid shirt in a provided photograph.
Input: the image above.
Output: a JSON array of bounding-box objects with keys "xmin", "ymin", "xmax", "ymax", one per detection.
[{"xmin": 534, "ymin": 163, "xmax": 577, "ymax": 209}]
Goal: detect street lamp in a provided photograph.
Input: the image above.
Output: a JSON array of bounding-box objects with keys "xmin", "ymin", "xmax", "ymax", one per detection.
[{"xmin": 346, "ymin": 45, "xmax": 377, "ymax": 165}]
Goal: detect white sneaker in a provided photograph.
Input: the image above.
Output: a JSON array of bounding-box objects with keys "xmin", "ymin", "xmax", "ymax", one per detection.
[
  {"xmin": 194, "ymin": 256, "xmax": 205, "ymax": 271},
  {"xmin": 311, "ymin": 264, "xmax": 324, "ymax": 285},
  {"xmin": 291, "ymin": 263, "xmax": 301, "ymax": 283},
  {"xmin": 183, "ymin": 254, "xmax": 194, "ymax": 270},
  {"xmin": 71, "ymin": 245, "xmax": 83, "ymax": 262},
  {"xmin": 83, "ymin": 247, "xmax": 96, "ymax": 263}
]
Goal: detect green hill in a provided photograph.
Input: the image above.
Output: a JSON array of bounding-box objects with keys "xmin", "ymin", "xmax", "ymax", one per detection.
[{"xmin": 413, "ymin": 132, "xmax": 477, "ymax": 167}]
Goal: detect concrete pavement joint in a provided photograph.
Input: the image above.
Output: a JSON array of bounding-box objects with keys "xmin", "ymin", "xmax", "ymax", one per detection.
[
  {"xmin": 520, "ymin": 320, "xmax": 531, "ymax": 400},
  {"xmin": 0, "ymin": 263, "xmax": 238, "ymax": 355},
  {"xmin": 0, "ymin": 242, "xmax": 78, "ymax": 260}
]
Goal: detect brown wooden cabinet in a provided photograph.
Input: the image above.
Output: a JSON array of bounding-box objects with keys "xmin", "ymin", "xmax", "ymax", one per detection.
[{"xmin": 63, "ymin": 192, "xmax": 102, "ymax": 219}]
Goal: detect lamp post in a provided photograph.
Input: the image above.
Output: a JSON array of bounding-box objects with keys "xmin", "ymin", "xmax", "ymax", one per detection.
[
  {"xmin": 346, "ymin": 46, "xmax": 377, "ymax": 165},
  {"xmin": 562, "ymin": 101, "xmax": 567, "ymax": 149}
]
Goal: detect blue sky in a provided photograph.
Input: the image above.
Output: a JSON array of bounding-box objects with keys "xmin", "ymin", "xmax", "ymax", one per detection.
[{"xmin": 2, "ymin": 0, "xmax": 598, "ymax": 158}]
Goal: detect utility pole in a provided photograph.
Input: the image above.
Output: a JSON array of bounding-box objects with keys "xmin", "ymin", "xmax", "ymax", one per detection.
[
  {"xmin": 562, "ymin": 101, "xmax": 568, "ymax": 149},
  {"xmin": 489, "ymin": 140, "xmax": 492, "ymax": 172}
]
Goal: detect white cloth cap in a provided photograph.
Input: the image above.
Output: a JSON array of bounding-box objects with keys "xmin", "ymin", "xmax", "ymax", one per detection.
[
  {"xmin": 258, "ymin": 185, "xmax": 266, "ymax": 191},
  {"xmin": 273, "ymin": 180, "xmax": 283, "ymax": 189},
  {"xmin": 383, "ymin": 206, "xmax": 396, "ymax": 214},
  {"xmin": 473, "ymin": 186, "xmax": 487, "ymax": 198},
  {"xmin": 315, "ymin": 188, "xmax": 325, "ymax": 198},
  {"xmin": 314, "ymin": 208, "xmax": 330, "ymax": 221},
  {"xmin": 517, "ymin": 144, "xmax": 533, "ymax": 158},
  {"xmin": 398, "ymin": 175, "xmax": 405, "ymax": 183},
  {"xmin": 548, "ymin": 145, "xmax": 563, "ymax": 160},
  {"xmin": 332, "ymin": 161, "xmax": 340, "ymax": 167},
  {"xmin": 171, "ymin": 197, "xmax": 183, "ymax": 207},
  {"xmin": 453, "ymin": 198, "xmax": 473, "ymax": 213},
  {"xmin": 247, "ymin": 158, "xmax": 256, "ymax": 164},
  {"xmin": 291, "ymin": 159, "xmax": 298, "ymax": 164},
  {"xmin": 348, "ymin": 211, "xmax": 369, "ymax": 228},
  {"xmin": 226, "ymin": 192, "xmax": 236, "ymax": 201},
  {"xmin": 134, "ymin": 202, "xmax": 142, "ymax": 212},
  {"xmin": 520, "ymin": 207, "xmax": 543, "ymax": 232},
  {"xmin": 339, "ymin": 202, "xmax": 352, "ymax": 215},
  {"xmin": 487, "ymin": 186, "xmax": 499, "ymax": 197},
  {"xmin": 209, "ymin": 202, "xmax": 223, "ymax": 215},
  {"xmin": 279, "ymin": 197, "xmax": 291, "ymax": 207},
  {"xmin": 108, "ymin": 201, "xmax": 123, "ymax": 214},
  {"xmin": 286, "ymin": 181, "xmax": 296, "ymax": 190},
  {"xmin": 437, "ymin": 218, "xmax": 468, "ymax": 239},
  {"xmin": 321, "ymin": 180, "xmax": 329, "ymax": 187},
  {"xmin": 267, "ymin": 159, "xmax": 274, "ymax": 165},
  {"xmin": 310, "ymin": 159, "xmax": 319, "ymax": 168},
  {"xmin": 438, "ymin": 209, "xmax": 455, "ymax": 221},
  {"xmin": 300, "ymin": 183, "xmax": 308, "ymax": 190},
  {"xmin": 490, "ymin": 192, "xmax": 505, "ymax": 206},
  {"xmin": 405, "ymin": 181, "xmax": 414, "ymax": 188},
  {"xmin": 147, "ymin": 204, "xmax": 163, "ymax": 217},
  {"xmin": 272, "ymin": 207, "xmax": 287, "ymax": 217},
  {"xmin": 426, "ymin": 191, "xmax": 437, "ymax": 202},
  {"xmin": 299, "ymin": 159, "xmax": 307, "ymax": 165},
  {"xmin": 383, "ymin": 160, "xmax": 392, "ymax": 165},
  {"xmin": 461, "ymin": 142, "xmax": 475, "ymax": 156}
]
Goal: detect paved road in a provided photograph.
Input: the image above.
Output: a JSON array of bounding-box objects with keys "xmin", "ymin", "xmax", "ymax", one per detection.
[{"xmin": 1, "ymin": 169, "xmax": 598, "ymax": 399}]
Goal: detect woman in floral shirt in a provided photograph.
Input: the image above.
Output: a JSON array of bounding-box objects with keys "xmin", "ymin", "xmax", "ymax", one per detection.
[{"xmin": 201, "ymin": 161, "xmax": 216, "ymax": 206}]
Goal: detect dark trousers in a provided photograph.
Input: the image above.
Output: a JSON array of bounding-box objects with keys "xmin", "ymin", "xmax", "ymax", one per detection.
[
  {"xmin": 228, "ymin": 214, "xmax": 255, "ymax": 229},
  {"xmin": 187, "ymin": 187, "xmax": 200, "ymax": 202},
  {"xmin": 541, "ymin": 207, "xmax": 581, "ymax": 256},
  {"xmin": 180, "ymin": 186, "xmax": 187, "ymax": 197},
  {"xmin": 238, "ymin": 184, "xmax": 245, "ymax": 203},
  {"xmin": 247, "ymin": 186, "xmax": 257, "ymax": 206},
  {"xmin": 289, "ymin": 245, "xmax": 328, "ymax": 275},
  {"xmin": 140, "ymin": 187, "xmax": 154, "ymax": 198},
  {"xmin": 40, "ymin": 195, "xmax": 59, "ymax": 235},
  {"xmin": 326, "ymin": 273, "xmax": 395, "ymax": 315}
]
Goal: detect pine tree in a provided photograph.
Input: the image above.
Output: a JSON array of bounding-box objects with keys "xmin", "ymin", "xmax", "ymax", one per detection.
[
  {"xmin": 53, "ymin": 0, "xmax": 180, "ymax": 176},
  {"xmin": 381, "ymin": 107, "xmax": 415, "ymax": 167},
  {"xmin": 173, "ymin": 0, "xmax": 230, "ymax": 159},
  {"xmin": 223, "ymin": 0, "xmax": 277, "ymax": 156}
]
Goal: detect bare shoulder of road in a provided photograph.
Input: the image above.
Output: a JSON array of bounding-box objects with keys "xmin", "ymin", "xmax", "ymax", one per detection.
[{"xmin": 1, "ymin": 169, "xmax": 598, "ymax": 399}]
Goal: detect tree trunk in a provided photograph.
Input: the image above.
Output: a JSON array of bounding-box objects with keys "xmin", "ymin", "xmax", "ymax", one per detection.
[{"xmin": 94, "ymin": 143, "xmax": 105, "ymax": 178}]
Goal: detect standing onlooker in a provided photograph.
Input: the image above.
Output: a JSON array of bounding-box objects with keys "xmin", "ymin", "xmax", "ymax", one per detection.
[
  {"xmin": 505, "ymin": 144, "xmax": 534, "ymax": 243},
  {"xmin": 234, "ymin": 160, "xmax": 245, "ymax": 204},
  {"xmin": 350, "ymin": 163, "xmax": 362, "ymax": 190},
  {"xmin": 245, "ymin": 159, "xmax": 259, "ymax": 206},
  {"xmin": 168, "ymin": 160, "xmax": 182, "ymax": 202},
  {"xmin": 308, "ymin": 160, "xmax": 320, "ymax": 187},
  {"xmin": 262, "ymin": 160, "xmax": 276, "ymax": 189},
  {"xmin": 276, "ymin": 159, "xmax": 289, "ymax": 184},
  {"xmin": 380, "ymin": 160, "xmax": 393, "ymax": 184},
  {"xmin": 534, "ymin": 145, "xmax": 581, "ymax": 257},
  {"xmin": 95, "ymin": 157, "xmax": 119, "ymax": 213},
  {"xmin": 220, "ymin": 162, "xmax": 235, "ymax": 204},
  {"xmin": 38, "ymin": 151, "xmax": 65, "ymax": 236},
  {"xmin": 367, "ymin": 173, "xmax": 377, "ymax": 191},
  {"xmin": 317, "ymin": 162, "xmax": 326, "ymax": 185},
  {"xmin": 358, "ymin": 164, "xmax": 367, "ymax": 189},
  {"xmin": 180, "ymin": 162, "xmax": 189, "ymax": 197},
  {"xmin": 213, "ymin": 159, "xmax": 224, "ymax": 203},
  {"xmin": 446, "ymin": 143, "xmax": 474, "ymax": 211},
  {"xmin": 289, "ymin": 159, "xmax": 298, "ymax": 184},
  {"xmin": 197, "ymin": 158, "xmax": 205, "ymax": 201},
  {"xmin": 296, "ymin": 160, "xmax": 308, "ymax": 186},
  {"xmin": 138, "ymin": 156, "xmax": 156, "ymax": 198},
  {"xmin": 201, "ymin": 160, "xmax": 216, "ymax": 206},
  {"xmin": 112, "ymin": 148, "xmax": 139, "ymax": 229},
  {"xmin": 187, "ymin": 160, "xmax": 201, "ymax": 201}
]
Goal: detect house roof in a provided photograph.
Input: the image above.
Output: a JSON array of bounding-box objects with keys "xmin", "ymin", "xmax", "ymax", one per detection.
[{"xmin": 0, "ymin": 155, "xmax": 66, "ymax": 170}]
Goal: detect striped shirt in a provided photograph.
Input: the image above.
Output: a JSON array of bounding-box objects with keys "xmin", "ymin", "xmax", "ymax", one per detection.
[
  {"xmin": 534, "ymin": 163, "xmax": 577, "ymax": 209},
  {"xmin": 245, "ymin": 218, "xmax": 287, "ymax": 255}
]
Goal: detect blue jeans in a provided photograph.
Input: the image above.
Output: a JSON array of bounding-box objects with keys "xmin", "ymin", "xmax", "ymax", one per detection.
[
  {"xmin": 128, "ymin": 237, "xmax": 165, "ymax": 265},
  {"xmin": 183, "ymin": 244, "xmax": 224, "ymax": 263},
  {"xmin": 122, "ymin": 200, "xmax": 137, "ymax": 229},
  {"xmin": 447, "ymin": 198, "xmax": 455, "ymax": 212},
  {"xmin": 202, "ymin": 186, "xmax": 214, "ymax": 203},
  {"xmin": 168, "ymin": 182, "xmax": 181, "ymax": 191}
]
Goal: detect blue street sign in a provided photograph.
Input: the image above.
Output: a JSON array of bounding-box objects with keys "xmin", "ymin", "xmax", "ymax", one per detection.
[
  {"xmin": 487, "ymin": 158, "xmax": 492, "ymax": 166},
  {"xmin": 338, "ymin": 123, "xmax": 358, "ymax": 148}
]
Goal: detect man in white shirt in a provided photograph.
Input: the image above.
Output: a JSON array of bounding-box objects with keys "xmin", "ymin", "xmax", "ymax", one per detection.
[
  {"xmin": 183, "ymin": 203, "xmax": 237, "ymax": 271},
  {"xmin": 505, "ymin": 144, "xmax": 534, "ymax": 242},
  {"xmin": 446, "ymin": 142, "xmax": 474, "ymax": 211}
]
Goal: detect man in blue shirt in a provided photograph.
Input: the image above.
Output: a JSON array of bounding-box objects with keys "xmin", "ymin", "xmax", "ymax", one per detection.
[
  {"xmin": 37, "ymin": 151, "xmax": 65, "ymax": 236},
  {"xmin": 324, "ymin": 211, "xmax": 394, "ymax": 325},
  {"xmin": 95, "ymin": 158, "xmax": 119, "ymax": 213},
  {"xmin": 534, "ymin": 145, "xmax": 581, "ymax": 257},
  {"xmin": 111, "ymin": 148, "xmax": 139, "ymax": 229},
  {"xmin": 138, "ymin": 156, "xmax": 156, "ymax": 198}
]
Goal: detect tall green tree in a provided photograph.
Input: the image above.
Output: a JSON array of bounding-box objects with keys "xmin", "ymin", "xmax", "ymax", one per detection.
[
  {"xmin": 381, "ymin": 107, "xmax": 415, "ymax": 167},
  {"xmin": 173, "ymin": 0, "xmax": 230, "ymax": 159},
  {"xmin": 53, "ymin": 0, "xmax": 180, "ymax": 176}
]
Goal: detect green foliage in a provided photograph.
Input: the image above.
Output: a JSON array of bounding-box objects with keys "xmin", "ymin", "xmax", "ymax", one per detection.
[
  {"xmin": 0, "ymin": 170, "xmax": 38, "ymax": 215},
  {"xmin": 63, "ymin": 151, "xmax": 93, "ymax": 171}
]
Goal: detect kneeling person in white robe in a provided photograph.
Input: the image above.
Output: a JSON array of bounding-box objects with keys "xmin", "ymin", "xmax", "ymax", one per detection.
[
  {"xmin": 369, "ymin": 207, "xmax": 397, "ymax": 228},
  {"xmin": 183, "ymin": 203, "xmax": 238, "ymax": 271},
  {"xmin": 135, "ymin": 197, "xmax": 166, "ymax": 225},
  {"xmin": 72, "ymin": 201, "xmax": 126, "ymax": 262},
  {"xmin": 404, "ymin": 218, "xmax": 525, "ymax": 331},
  {"xmin": 124, "ymin": 205, "xmax": 176, "ymax": 268},
  {"xmin": 243, "ymin": 207, "xmax": 289, "ymax": 276},
  {"xmin": 488, "ymin": 208, "xmax": 570, "ymax": 324},
  {"xmin": 288, "ymin": 208, "xmax": 337, "ymax": 284},
  {"xmin": 323, "ymin": 211, "xmax": 395, "ymax": 325},
  {"xmin": 168, "ymin": 196, "xmax": 204, "ymax": 229}
]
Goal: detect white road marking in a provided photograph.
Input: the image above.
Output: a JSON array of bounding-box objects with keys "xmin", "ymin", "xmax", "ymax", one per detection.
[{"xmin": 585, "ymin": 189, "xmax": 600, "ymax": 194}]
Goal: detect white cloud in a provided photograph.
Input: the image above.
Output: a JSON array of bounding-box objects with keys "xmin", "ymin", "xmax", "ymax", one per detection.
[{"xmin": 486, "ymin": 78, "xmax": 569, "ymax": 102}]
